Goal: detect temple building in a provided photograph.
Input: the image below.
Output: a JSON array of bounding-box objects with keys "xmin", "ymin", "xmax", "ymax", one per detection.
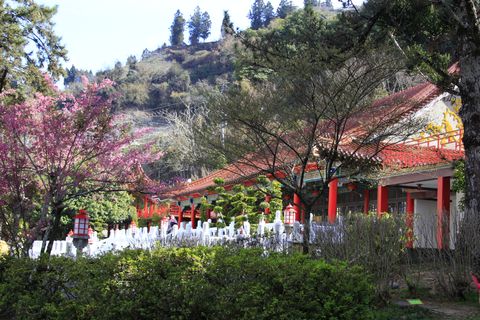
[{"xmin": 145, "ymin": 79, "xmax": 465, "ymax": 250}]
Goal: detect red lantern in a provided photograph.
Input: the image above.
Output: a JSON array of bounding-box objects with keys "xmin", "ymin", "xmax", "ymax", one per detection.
[
  {"xmin": 284, "ymin": 204, "xmax": 297, "ymax": 225},
  {"xmin": 73, "ymin": 209, "xmax": 90, "ymax": 239},
  {"xmin": 346, "ymin": 182, "xmax": 357, "ymax": 192}
]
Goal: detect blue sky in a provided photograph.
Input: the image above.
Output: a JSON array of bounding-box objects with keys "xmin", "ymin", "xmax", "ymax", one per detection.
[{"xmin": 37, "ymin": 0, "xmax": 360, "ymax": 72}]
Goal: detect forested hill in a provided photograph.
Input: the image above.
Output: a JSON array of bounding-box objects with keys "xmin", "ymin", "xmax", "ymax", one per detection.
[{"xmin": 65, "ymin": 39, "xmax": 235, "ymax": 117}]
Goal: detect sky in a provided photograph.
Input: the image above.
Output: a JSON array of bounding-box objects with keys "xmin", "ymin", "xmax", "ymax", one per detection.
[{"xmin": 36, "ymin": 0, "xmax": 362, "ymax": 72}]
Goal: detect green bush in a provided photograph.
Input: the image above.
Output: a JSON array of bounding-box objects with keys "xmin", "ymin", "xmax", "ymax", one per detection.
[{"xmin": 0, "ymin": 247, "xmax": 374, "ymax": 320}]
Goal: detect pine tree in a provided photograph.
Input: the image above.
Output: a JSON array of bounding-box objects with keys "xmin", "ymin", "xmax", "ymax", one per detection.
[
  {"xmin": 248, "ymin": 0, "xmax": 265, "ymax": 30},
  {"xmin": 304, "ymin": 0, "xmax": 319, "ymax": 8},
  {"xmin": 200, "ymin": 11, "xmax": 212, "ymax": 42},
  {"xmin": 188, "ymin": 6, "xmax": 211, "ymax": 45},
  {"xmin": 277, "ymin": 0, "xmax": 295, "ymax": 19},
  {"xmin": 188, "ymin": 6, "xmax": 202, "ymax": 45},
  {"xmin": 170, "ymin": 10, "xmax": 185, "ymax": 46},
  {"xmin": 221, "ymin": 10, "xmax": 234, "ymax": 37},
  {"xmin": 64, "ymin": 65, "xmax": 78, "ymax": 86},
  {"xmin": 263, "ymin": 2, "xmax": 275, "ymax": 27}
]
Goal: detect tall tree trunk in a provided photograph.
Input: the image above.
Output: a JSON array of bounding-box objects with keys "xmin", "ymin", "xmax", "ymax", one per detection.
[
  {"xmin": 459, "ymin": 54, "xmax": 480, "ymax": 274},
  {"xmin": 46, "ymin": 208, "xmax": 63, "ymax": 256}
]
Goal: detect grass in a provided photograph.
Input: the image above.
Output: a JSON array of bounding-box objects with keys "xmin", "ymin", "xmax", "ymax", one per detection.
[{"xmin": 373, "ymin": 305, "xmax": 437, "ymax": 320}]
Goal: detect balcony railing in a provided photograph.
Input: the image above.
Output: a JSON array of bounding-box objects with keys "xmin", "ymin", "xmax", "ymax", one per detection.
[{"xmin": 404, "ymin": 129, "xmax": 463, "ymax": 151}]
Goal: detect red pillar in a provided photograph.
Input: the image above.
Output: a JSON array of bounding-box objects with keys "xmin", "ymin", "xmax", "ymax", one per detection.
[
  {"xmin": 191, "ymin": 205, "xmax": 196, "ymax": 229},
  {"xmin": 437, "ymin": 176, "xmax": 450, "ymax": 249},
  {"xmin": 363, "ymin": 189, "xmax": 370, "ymax": 214},
  {"xmin": 293, "ymin": 193, "xmax": 301, "ymax": 221},
  {"xmin": 178, "ymin": 204, "xmax": 183, "ymax": 225},
  {"xmin": 143, "ymin": 197, "xmax": 148, "ymax": 218},
  {"xmin": 265, "ymin": 195, "xmax": 271, "ymax": 215},
  {"xmin": 377, "ymin": 185, "xmax": 388, "ymax": 216},
  {"xmin": 328, "ymin": 178, "xmax": 338, "ymax": 224},
  {"xmin": 406, "ymin": 192, "xmax": 415, "ymax": 248}
]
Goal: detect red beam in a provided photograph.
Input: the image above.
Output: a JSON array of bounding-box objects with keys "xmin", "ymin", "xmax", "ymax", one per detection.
[{"xmin": 328, "ymin": 178, "xmax": 338, "ymax": 224}]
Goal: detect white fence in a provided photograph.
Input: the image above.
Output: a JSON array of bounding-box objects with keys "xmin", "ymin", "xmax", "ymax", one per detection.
[{"xmin": 29, "ymin": 212, "xmax": 339, "ymax": 258}]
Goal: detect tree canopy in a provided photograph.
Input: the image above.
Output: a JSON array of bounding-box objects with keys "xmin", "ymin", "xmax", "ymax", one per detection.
[
  {"xmin": 188, "ymin": 6, "xmax": 211, "ymax": 45},
  {"xmin": 249, "ymin": 0, "xmax": 277, "ymax": 30},
  {"xmin": 170, "ymin": 10, "xmax": 185, "ymax": 46},
  {"xmin": 0, "ymin": 0, "xmax": 67, "ymax": 95},
  {"xmin": 0, "ymin": 79, "xmax": 161, "ymax": 256},
  {"xmin": 198, "ymin": 8, "xmax": 421, "ymax": 252}
]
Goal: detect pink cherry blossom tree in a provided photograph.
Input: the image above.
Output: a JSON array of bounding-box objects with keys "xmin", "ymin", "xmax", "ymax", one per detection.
[{"xmin": 0, "ymin": 78, "xmax": 162, "ymax": 256}]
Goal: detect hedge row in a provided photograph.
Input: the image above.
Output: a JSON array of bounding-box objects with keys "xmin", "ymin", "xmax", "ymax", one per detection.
[{"xmin": 0, "ymin": 247, "xmax": 374, "ymax": 320}]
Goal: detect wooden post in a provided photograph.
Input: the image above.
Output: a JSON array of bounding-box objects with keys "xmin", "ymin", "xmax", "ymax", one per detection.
[
  {"xmin": 328, "ymin": 178, "xmax": 338, "ymax": 224},
  {"xmin": 437, "ymin": 176, "xmax": 450, "ymax": 249}
]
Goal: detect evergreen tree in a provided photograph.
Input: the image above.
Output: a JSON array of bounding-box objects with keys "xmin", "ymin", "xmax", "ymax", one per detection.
[
  {"xmin": 248, "ymin": 0, "xmax": 265, "ymax": 30},
  {"xmin": 304, "ymin": 0, "xmax": 319, "ymax": 8},
  {"xmin": 263, "ymin": 2, "xmax": 275, "ymax": 27},
  {"xmin": 200, "ymin": 11, "xmax": 212, "ymax": 42},
  {"xmin": 0, "ymin": 0, "xmax": 67, "ymax": 94},
  {"xmin": 277, "ymin": 0, "xmax": 295, "ymax": 19},
  {"xmin": 188, "ymin": 6, "xmax": 202, "ymax": 45},
  {"xmin": 221, "ymin": 10, "xmax": 234, "ymax": 37},
  {"xmin": 64, "ymin": 65, "xmax": 78, "ymax": 86},
  {"xmin": 188, "ymin": 6, "xmax": 211, "ymax": 45},
  {"xmin": 170, "ymin": 10, "xmax": 185, "ymax": 46}
]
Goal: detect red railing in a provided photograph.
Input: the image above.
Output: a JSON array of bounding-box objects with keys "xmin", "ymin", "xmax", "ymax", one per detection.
[{"xmin": 404, "ymin": 129, "xmax": 463, "ymax": 151}]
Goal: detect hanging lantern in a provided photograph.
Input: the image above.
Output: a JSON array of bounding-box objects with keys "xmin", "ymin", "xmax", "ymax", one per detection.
[
  {"xmin": 346, "ymin": 182, "xmax": 357, "ymax": 192},
  {"xmin": 283, "ymin": 204, "xmax": 297, "ymax": 225},
  {"xmin": 73, "ymin": 210, "xmax": 90, "ymax": 239}
]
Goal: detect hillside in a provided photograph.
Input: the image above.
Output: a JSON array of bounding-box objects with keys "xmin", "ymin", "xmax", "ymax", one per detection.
[{"xmin": 93, "ymin": 40, "xmax": 235, "ymax": 118}]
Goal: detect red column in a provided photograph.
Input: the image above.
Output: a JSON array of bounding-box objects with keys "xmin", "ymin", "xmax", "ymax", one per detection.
[
  {"xmin": 377, "ymin": 185, "xmax": 388, "ymax": 216},
  {"xmin": 191, "ymin": 205, "xmax": 196, "ymax": 229},
  {"xmin": 178, "ymin": 205, "xmax": 183, "ymax": 225},
  {"xmin": 143, "ymin": 197, "xmax": 148, "ymax": 218},
  {"xmin": 437, "ymin": 176, "xmax": 450, "ymax": 249},
  {"xmin": 406, "ymin": 192, "xmax": 414, "ymax": 248},
  {"xmin": 293, "ymin": 193, "xmax": 301, "ymax": 221},
  {"xmin": 265, "ymin": 195, "xmax": 271, "ymax": 215},
  {"xmin": 206, "ymin": 207, "xmax": 211, "ymax": 220},
  {"xmin": 328, "ymin": 178, "xmax": 338, "ymax": 224},
  {"xmin": 363, "ymin": 189, "xmax": 370, "ymax": 214}
]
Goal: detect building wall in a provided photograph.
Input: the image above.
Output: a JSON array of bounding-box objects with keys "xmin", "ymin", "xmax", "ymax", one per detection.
[{"xmin": 413, "ymin": 193, "xmax": 459, "ymax": 249}]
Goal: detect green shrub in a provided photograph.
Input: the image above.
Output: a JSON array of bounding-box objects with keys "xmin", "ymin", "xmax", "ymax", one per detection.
[{"xmin": 0, "ymin": 247, "xmax": 374, "ymax": 320}]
